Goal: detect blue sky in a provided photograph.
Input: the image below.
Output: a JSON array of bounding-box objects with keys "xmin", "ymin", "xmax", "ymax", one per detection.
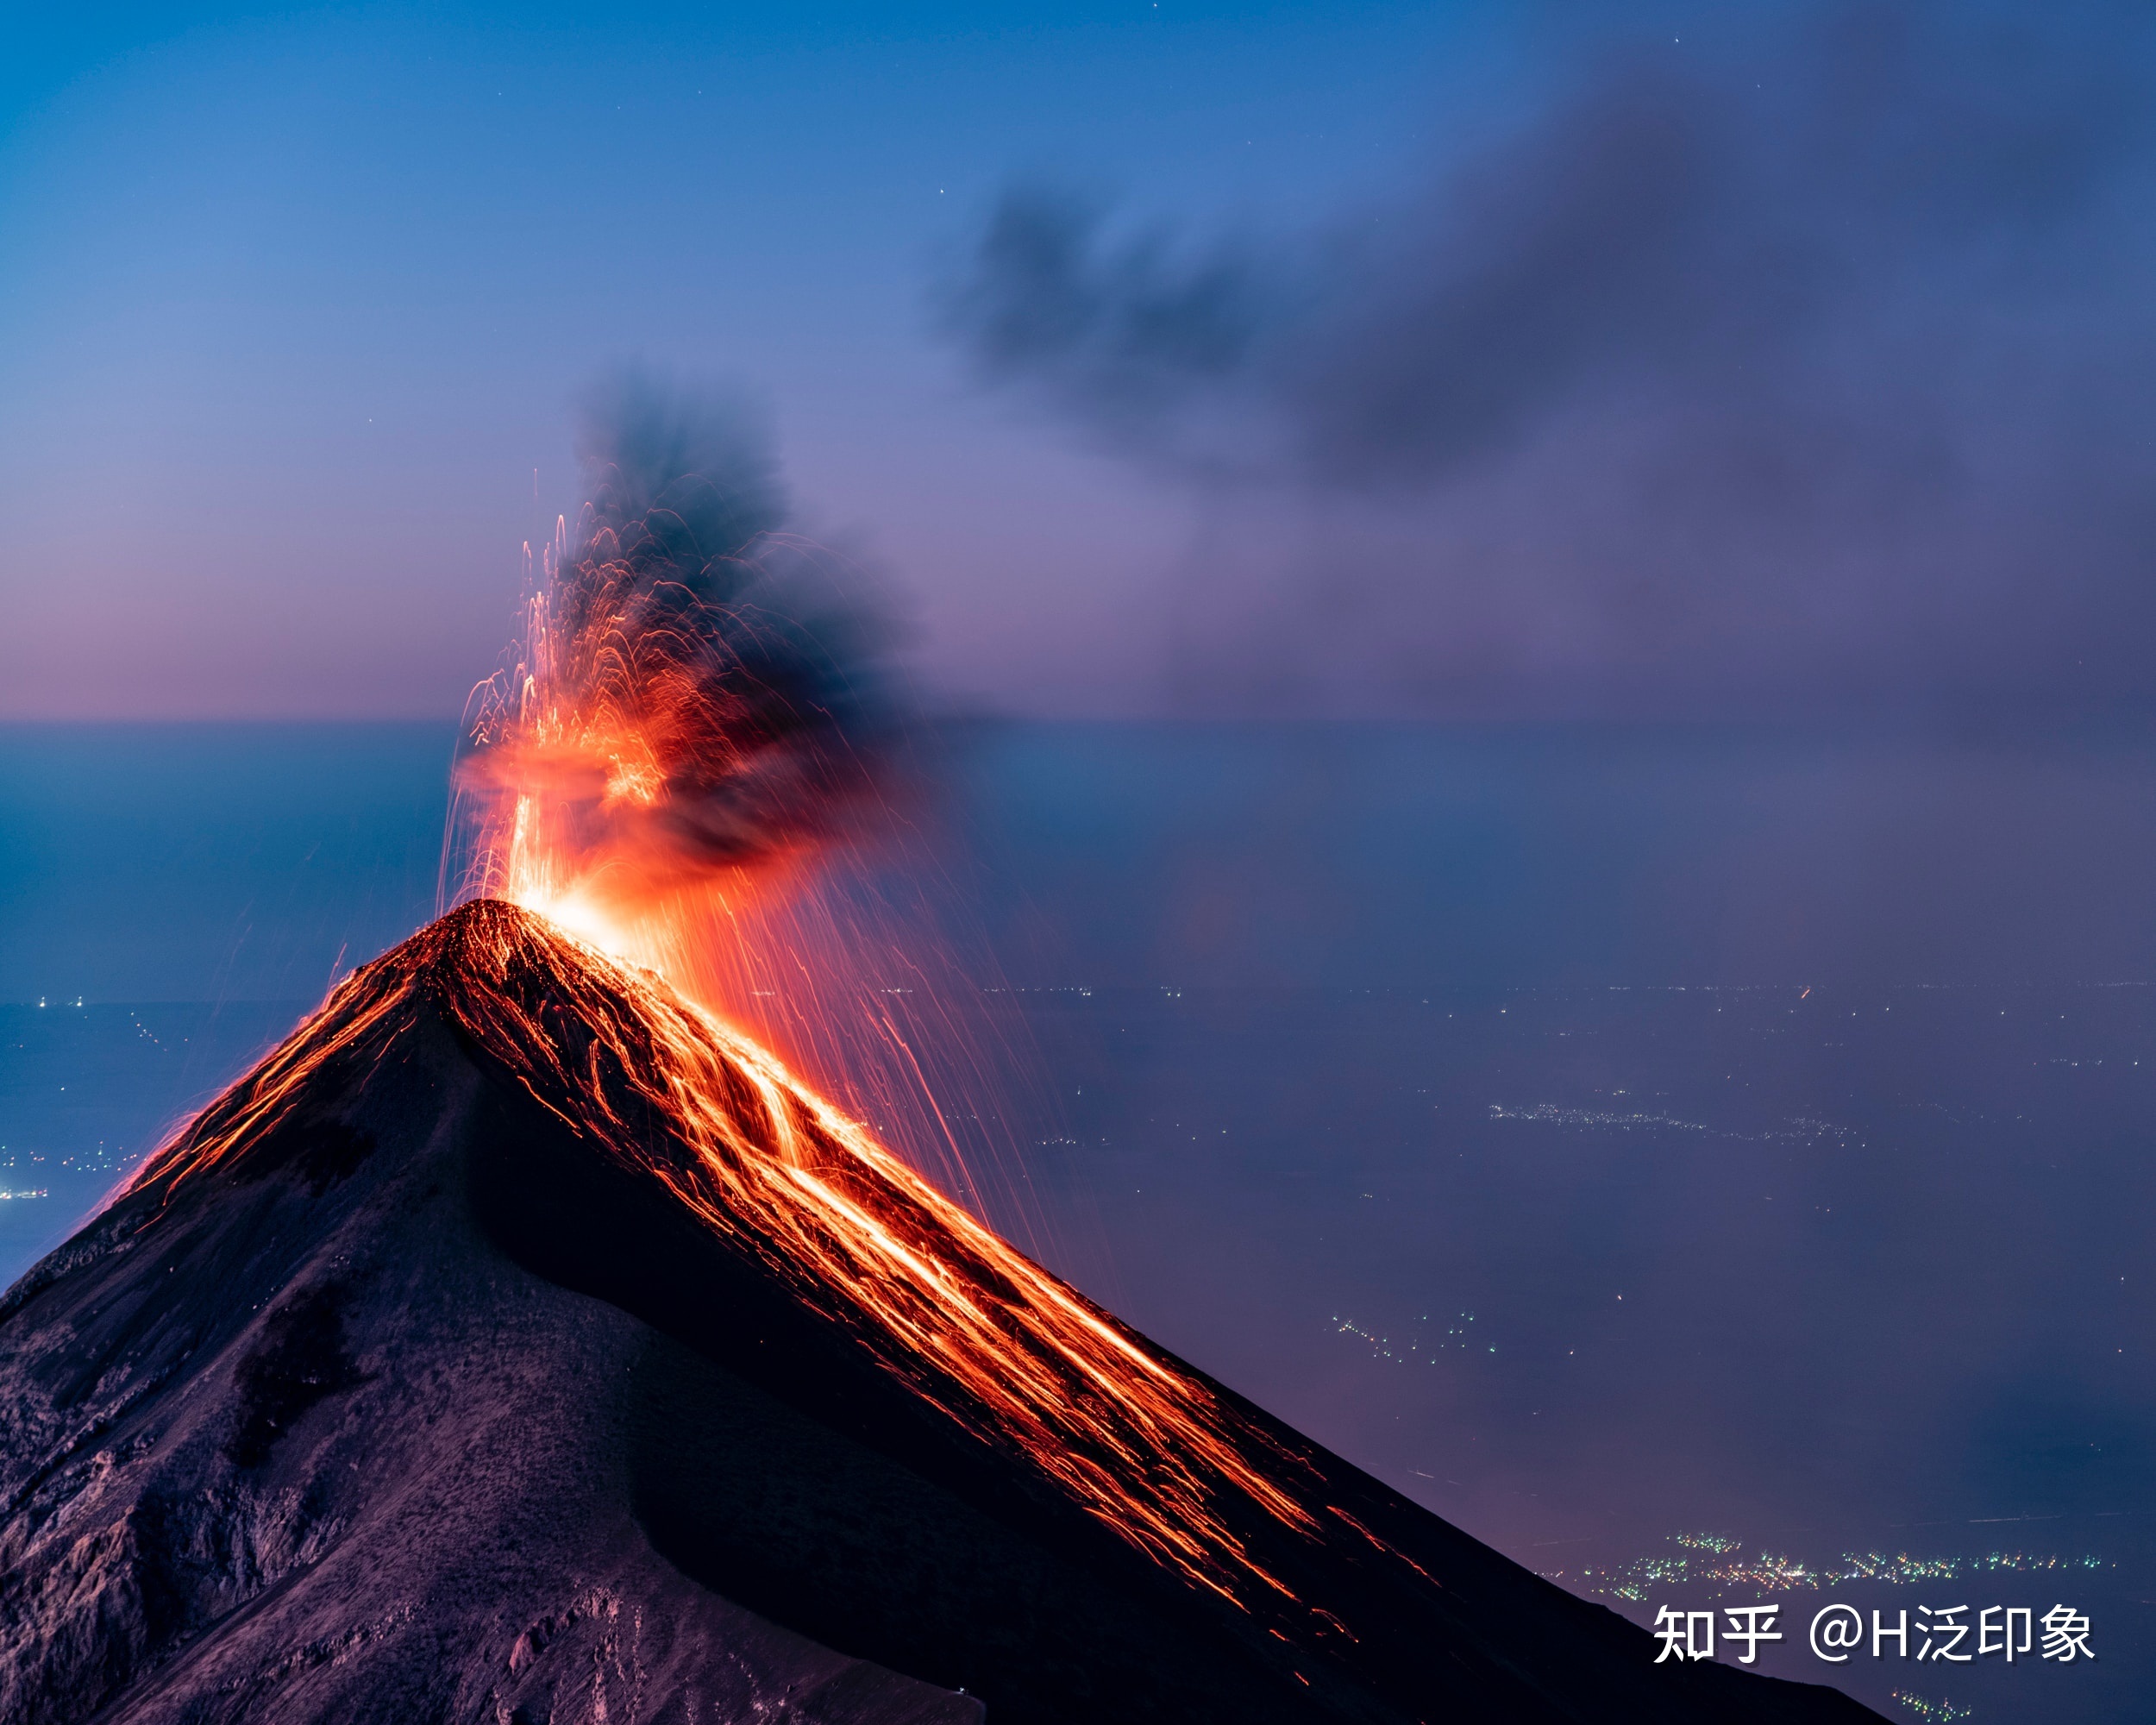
[
  {"xmin": 5, "ymin": 3, "xmax": 2151, "ymax": 721},
  {"xmin": 3, "ymin": 2, "xmax": 1495, "ymax": 718}
]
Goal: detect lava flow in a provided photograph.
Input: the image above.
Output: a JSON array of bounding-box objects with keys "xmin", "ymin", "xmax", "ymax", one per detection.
[{"xmin": 138, "ymin": 900, "xmax": 1339, "ymax": 1609}]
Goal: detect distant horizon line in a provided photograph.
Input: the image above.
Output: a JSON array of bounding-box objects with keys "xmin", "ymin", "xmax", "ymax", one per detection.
[
  {"xmin": 6, "ymin": 978, "xmax": 2149, "ymax": 1009},
  {"xmin": 6, "ymin": 712, "xmax": 2156, "ymax": 739}
]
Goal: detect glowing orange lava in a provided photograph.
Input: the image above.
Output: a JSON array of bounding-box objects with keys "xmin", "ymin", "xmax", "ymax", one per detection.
[
  {"xmin": 449, "ymin": 512, "xmax": 880, "ymax": 1000},
  {"xmin": 135, "ymin": 901, "xmax": 1338, "ymax": 1609}
]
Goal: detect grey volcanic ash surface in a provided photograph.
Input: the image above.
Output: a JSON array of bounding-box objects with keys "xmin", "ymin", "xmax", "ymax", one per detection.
[{"xmin": 0, "ymin": 902, "xmax": 1881, "ymax": 1723}]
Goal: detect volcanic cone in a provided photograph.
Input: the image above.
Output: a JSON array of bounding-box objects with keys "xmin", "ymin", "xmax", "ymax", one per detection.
[{"xmin": 0, "ymin": 901, "xmax": 1880, "ymax": 1724}]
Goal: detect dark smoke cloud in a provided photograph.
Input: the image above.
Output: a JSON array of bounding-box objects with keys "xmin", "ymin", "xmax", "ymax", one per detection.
[
  {"xmin": 941, "ymin": 2, "xmax": 2156, "ymax": 718},
  {"xmin": 458, "ymin": 372, "xmax": 894, "ymax": 894},
  {"xmin": 572, "ymin": 373, "xmax": 789, "ymax": 579},
  {"xmin": 569, "ymin": 374, "xmax": 892, "ymax": 870}
]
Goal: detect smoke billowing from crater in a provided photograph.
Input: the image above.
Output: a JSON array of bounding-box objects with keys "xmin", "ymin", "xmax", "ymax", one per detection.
[{"xmin": 454, "ymin": 372, "xmax": 894, "ymax": 927}]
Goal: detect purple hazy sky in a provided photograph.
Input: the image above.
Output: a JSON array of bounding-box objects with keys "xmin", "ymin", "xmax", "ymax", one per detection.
[{"xmin": 5, "ymin": 2, "xmax": 2153, "ymax": 721}]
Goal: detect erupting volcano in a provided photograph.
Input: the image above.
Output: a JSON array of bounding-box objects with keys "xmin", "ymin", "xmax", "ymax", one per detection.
[{"xmin": 0, "ymin": 386, "xmax": 1882, "ymax": 1722}]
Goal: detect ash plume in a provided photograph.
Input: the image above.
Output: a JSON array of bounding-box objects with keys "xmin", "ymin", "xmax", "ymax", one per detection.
[
  {"xmin": 457, "ymin": 372, "xmax": 893, "ymax": 901},
  {"xmin": 940, "ymin": 1, "xmax": 2156, "ymax": 719}
]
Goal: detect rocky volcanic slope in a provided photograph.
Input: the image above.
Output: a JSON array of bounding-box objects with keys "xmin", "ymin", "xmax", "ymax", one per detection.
[{"xmin": 0, "ymin": 902, "xmax": 1881, "ymax": 1724}]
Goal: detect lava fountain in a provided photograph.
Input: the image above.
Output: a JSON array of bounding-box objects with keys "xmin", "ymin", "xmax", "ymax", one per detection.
[{"xmin": 450, "ymin": 375, "xmax": 890, "ymax": 988}]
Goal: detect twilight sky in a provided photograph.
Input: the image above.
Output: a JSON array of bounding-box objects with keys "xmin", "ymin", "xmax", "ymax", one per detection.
[{"xmin": 5, "ymin": 2, "xmax": 2153, "ymax": 721}]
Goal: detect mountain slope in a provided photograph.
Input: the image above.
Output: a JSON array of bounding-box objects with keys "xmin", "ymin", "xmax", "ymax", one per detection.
[{"xmin": 0, "ymin": 901, "xmax": 1879, "ymax": 1724}]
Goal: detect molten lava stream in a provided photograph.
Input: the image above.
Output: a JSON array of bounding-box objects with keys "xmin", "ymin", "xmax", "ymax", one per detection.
[{"xmin": 137, "ymin": 900, "xmax": 1363, "ymax": 1615}]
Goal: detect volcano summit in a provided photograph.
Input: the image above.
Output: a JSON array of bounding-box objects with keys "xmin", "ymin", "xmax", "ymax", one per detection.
[{"xmin": 0, "ymin": 902, "xmax": 1877, "ymax": 1724}]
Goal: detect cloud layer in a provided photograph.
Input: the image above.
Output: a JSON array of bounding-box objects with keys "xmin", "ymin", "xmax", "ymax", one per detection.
[{"xmin": 943, "ymin": 2, "xmax": 2156, "ymax": 718}]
